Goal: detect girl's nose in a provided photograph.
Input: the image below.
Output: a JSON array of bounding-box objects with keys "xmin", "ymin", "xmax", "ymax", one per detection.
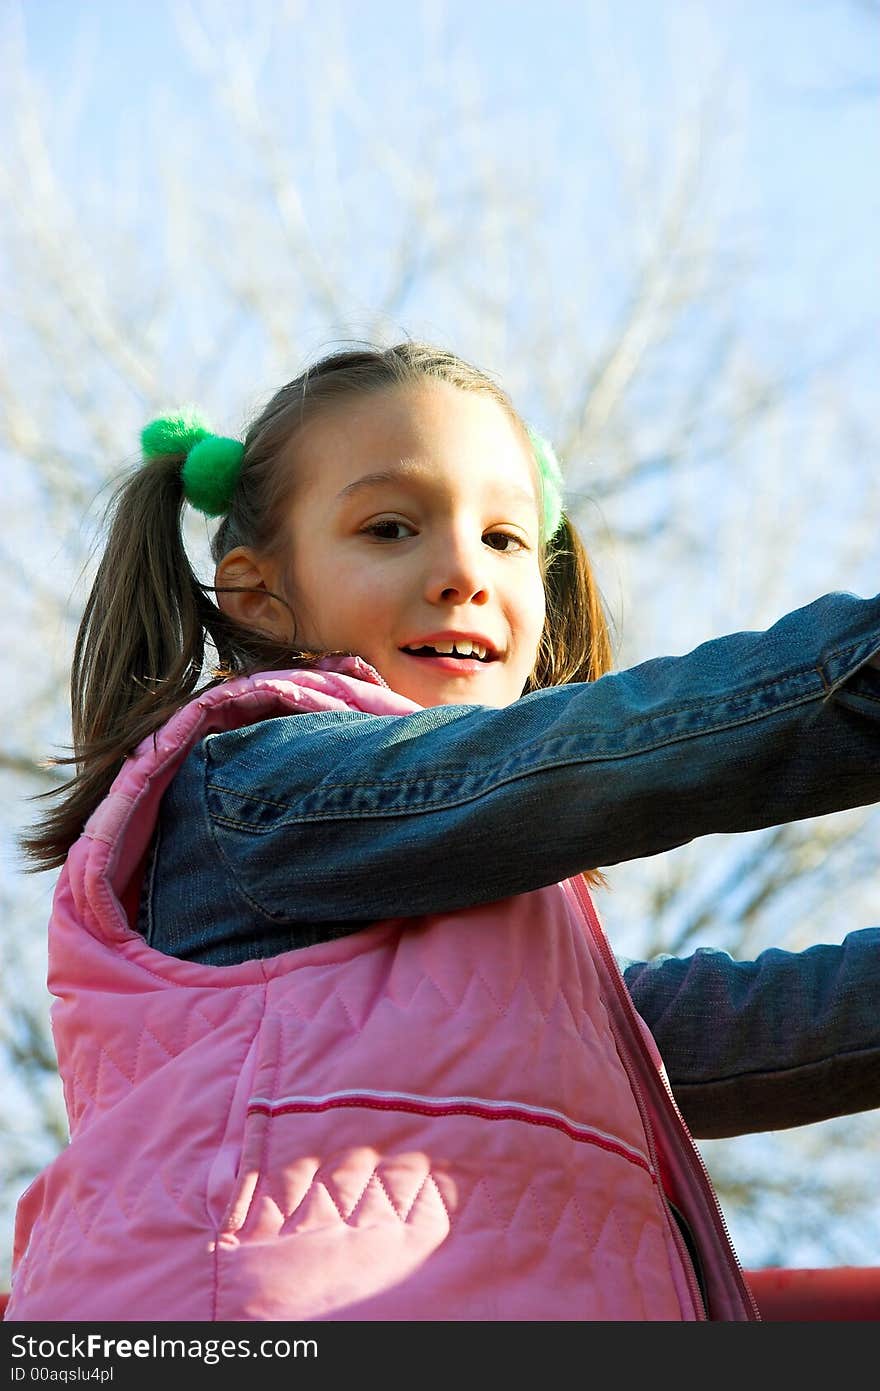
[{"xmin": 424, "ymin": 533, "xmax": 490, "ymax": 606}]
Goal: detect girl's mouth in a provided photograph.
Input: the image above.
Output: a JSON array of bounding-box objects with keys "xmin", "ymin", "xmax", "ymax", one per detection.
[{"xmin": 400, "ymin": 643, "xmax": 496, "ymax": 673}]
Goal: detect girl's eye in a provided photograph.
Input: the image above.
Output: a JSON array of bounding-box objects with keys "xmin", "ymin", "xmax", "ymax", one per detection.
[
  {"xmin": 362, "ymin": 519, "xmax": 415, "ymax": 541},
  {"xmin": 361, "ymin": 521, "xmax": 527, "ymax": 550},
  {"xmin": 484, "ymin": 530, "xmax": 527, "ymax": 552}
]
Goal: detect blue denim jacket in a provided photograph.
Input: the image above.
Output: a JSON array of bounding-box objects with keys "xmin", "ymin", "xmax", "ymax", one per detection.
[{"xmin": 140, "ymin": 590, "xmax": 880, "ymax": 1137}]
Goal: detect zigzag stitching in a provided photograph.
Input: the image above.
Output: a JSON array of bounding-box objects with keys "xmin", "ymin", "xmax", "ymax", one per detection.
[
  {"xmin": 93, "ymin": 1043, "xmax": 137, "ymax": 1094},
  {"xmin": 468, "ymin": 1175, "xmax": 502, "ymax": 1230},
  {"xmin": 514, "ymin": 972, "xmax": 594, "ymax": 1038},
  {"xmin": 64, "ymin": 1046, "xmax": 100, "ymax": 1115},
  {"xmin": 70, "ymin": 1005, "xmax": 230, "ymax": 1110},
  {"xmin": 64, "ymin": 1027, "xmax": 175, "ymax": 1118},
  {"xmin": 528, "ymin": 1179, "xmax": 553, "ymax": 1241},
  {"xmin": 569, "ymin": 1191, "xmax": 603, "ymax": 1252},
  {"xmin": 397, "ymin": 1170, "xmax": 432, "ymax": 1224},
  {"xmin": 459, "ymin": 966, "xmax": 507, "ymax": 1017},
  {"xmin": 609, "ymin": 1203, "xmax": 632, "ymax": 1262},
  {"xmin": 424, "ymin": 1171, "xmax": 450, "ymax": 1225},
  {"xmin": 386, "ymin": 966, "xmax": 457, "ymax": 1015},
  {"xmin": 273, "ymin": 1161, "xmax": 324, "ymax": 1224},
  {"xmin": 131, "ymin": 1021, "xmax": 177, "ymax": 1080},
  {"xmin": 68, "ymin": 1183, "xmax": 109, "ymax": 1243},
  {"xmin": 397, "ymin": 964, "xmax": 594, "ymax": 1041},
  {"xmin": 183, "ymin": 998, "xmax": 243, "ymax": 1050},
  {"xmin": 316, "ymin": 986, "xmax": 360, "ymax": 1036},
  {"xmin": 270, "ymin": 984, "xmax": 365, "ymax": 1036},
  {"xmin": 292, "ymin": 1165, "xmax": 448, "ymax": 1227},
  {"xmin": 501, "ymin": 1181, "xmax": 546, "ymax": 1236},
  {"xmin": 370, "ymin": 1168, "xmax": 414, "ymax": 1222},
  {"xmin": 370, "ymin": 957, "xmax": 584, "ymax": 1026},
  {"xmin": 317, "ymin": 1174, "xmax": 358, "ymax": 1225}
]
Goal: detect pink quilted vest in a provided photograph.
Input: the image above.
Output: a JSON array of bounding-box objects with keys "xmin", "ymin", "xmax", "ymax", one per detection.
[{"xmin": 8, "ymin": 661, "xmax": 759, "ymax": 1321}]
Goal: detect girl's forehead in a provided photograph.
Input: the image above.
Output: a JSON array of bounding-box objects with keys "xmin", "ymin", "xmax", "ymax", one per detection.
[{"xmin": 296, "ymin": 381, "xmax": 539, "ymax": 501}]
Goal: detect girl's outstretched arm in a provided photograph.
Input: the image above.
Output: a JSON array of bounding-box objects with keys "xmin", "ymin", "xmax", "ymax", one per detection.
[
  {"xmin": 168, "ymin": 588, "xmax": 880, "ymax": 925},
  {"xmin": 621, "ymin": 929, "xmax": 880, "ymax": 1137}
]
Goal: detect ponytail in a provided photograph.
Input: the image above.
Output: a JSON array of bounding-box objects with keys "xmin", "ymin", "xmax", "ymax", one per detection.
[
  {"xmin": 19, "ymin": 448, "xmax": 313, "ymax": 872},
  {"xmin": 72, "ymin": 454, "xmax": 206, "ymax": 753},
  {"xmin": 528, "ymin": 517, "xmax": 614, "ymax": 691}
]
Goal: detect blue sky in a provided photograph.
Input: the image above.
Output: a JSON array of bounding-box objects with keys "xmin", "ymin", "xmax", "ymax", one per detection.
[
  {"xmin": 9, "ymin": 0, "xmax": 876, "ymax": 541},
  {"xmin": 15, "ymin": 0, "xmax": 876, "ymax": 389}
]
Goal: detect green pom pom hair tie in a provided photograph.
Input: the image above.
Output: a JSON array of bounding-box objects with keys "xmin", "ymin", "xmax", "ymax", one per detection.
[
  {"xmin": 140, "ymin": 409, "xmax": 245, "ymax": 518},
  {"xmin": 526, "ymin": 425, "xmax": 565, "ymax": 541}
]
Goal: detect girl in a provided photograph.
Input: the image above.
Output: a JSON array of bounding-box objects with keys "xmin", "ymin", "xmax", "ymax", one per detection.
[{"xmin": 8, "ymin": 342, "xmax": 880, "ymax": 1322}]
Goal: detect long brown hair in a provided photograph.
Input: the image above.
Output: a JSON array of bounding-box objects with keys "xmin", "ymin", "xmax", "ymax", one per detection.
[{"xmin": 20, "ymin": 340, "xmax": 614, "ymax": 879}]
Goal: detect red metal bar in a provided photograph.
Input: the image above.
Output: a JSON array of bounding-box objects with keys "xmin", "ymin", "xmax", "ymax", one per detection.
[
  {"xmin": 3, "ymin": 1272, "xmax": 879, "ymax": 1320},
  {"xmin": 744, "ymin": 1267, "xmax": 880, "ymax": 1321}
]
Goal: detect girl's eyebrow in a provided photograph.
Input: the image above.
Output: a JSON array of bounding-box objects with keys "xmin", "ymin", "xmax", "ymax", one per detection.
[
  {"xmin": 335, "ymin": 468, "xmax": 414, "ymax": 501},
  {"xmin": 335, "ymin": 465, "xmax": 536, "ymax": 510}
]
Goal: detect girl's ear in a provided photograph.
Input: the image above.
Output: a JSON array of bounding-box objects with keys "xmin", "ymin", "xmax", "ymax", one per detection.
[{"xmin": 214, "ymin": 547, "xmax": 291, "ymax": 641}]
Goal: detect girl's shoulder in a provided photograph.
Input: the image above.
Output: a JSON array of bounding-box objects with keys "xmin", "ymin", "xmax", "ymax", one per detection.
[{"xmin": 201, "ymin": 705, "xmax": 381, "ymax": 756}]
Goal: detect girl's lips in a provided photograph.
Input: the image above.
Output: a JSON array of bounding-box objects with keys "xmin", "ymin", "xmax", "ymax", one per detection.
[{"xmin": 399, "ymin": 650, "xmax": 493, "ymax": 675}]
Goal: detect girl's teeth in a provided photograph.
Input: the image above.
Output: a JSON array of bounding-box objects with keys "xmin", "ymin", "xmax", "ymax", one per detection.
[{"xmin": 407, "ymin": 640, "xmax": 488, "ymax": 659}]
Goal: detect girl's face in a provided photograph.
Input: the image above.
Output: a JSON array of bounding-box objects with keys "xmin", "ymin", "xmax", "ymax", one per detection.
[{"xmin": 274, "ymin": 381, "xmax": 547, "ymax": 708}]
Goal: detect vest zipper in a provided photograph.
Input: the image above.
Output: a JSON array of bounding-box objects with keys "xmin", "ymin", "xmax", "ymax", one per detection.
[
  {"xmin": 667, "ymin": 1199, "xmax": 709, "ymax": 1316},
  {"xmin": 569, "ymin": 874, "xmax": 761, "ymax": 1321}
]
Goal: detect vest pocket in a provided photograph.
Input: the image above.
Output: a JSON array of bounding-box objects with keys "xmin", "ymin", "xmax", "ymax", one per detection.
[{"xmin": 207, "ymin": 1006, "xmax": 279, "ymax": 1236}]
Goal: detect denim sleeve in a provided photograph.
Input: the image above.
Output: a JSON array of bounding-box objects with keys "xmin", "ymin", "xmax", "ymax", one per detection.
[
  {"xmin": 202, "ymin": 589, "xmax": 880, "ymax": 921},
  {"xmin": 622, "ymin": 928, "xmax": 880, "ymax": 1138}
]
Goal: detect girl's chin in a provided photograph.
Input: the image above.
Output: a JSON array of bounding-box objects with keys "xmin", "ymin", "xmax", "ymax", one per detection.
[{"xmin": 390, "ymin": 653, "xmax": 515, "ymax": 707}]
